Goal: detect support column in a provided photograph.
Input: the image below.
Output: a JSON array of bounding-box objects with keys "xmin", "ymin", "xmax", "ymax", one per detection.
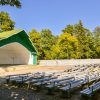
[{"xmin": 33, "ymin": 54, "xmax": 37, "ymax": 65}]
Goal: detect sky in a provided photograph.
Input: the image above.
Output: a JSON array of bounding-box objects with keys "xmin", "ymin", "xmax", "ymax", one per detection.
[{"xmin": 0, "ymin": 0, "xmax": 100, "ymax": 35}]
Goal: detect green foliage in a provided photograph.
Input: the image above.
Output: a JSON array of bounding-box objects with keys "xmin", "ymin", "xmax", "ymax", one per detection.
[
  {"xmin": 93, "ymin": 26, "xmax": 100, "ymax": 38},
  {"xmin": 0, "ymin": 0, "xmax": 21, "ymax": 8},
  {"xmin": 29, "ymin": 20, "xmax": 100, "ymax": 60},
  {"xmin": 0, "ymin": 11, "xmax": 15, "ymax": 32},
  {"xmin": 29, "ymin": 29, "xmax": 56, "ymax": 60},
  {"xmin": 62, "ymin": 24, "xmax": 74, "ymax": 35},
  {"xmin": 74, "ymin": 21, "xmax": 90, "ymax": 58},
  {"xmin": 58, "ymin": 33, "xmax": 79, "ymax": 59},
  {"xmin": 73, "ymin": 21, "xmax": 100, "ymax": 58},
  {"xmin": 93, "ymin": 27, "xmax": 100, "ymax": 58},
  {"xmin": 62, "ymin": 20, "xmax": 99, "ymax": 59},
  {"xmin": 29, "ymin": 29, "xmax": 41, "ymax": 59}
]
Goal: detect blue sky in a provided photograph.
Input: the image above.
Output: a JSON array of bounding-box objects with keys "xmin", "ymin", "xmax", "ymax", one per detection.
[{"xmin": 0, "ymin": 0, "xmax": 100, "ymax": 35}]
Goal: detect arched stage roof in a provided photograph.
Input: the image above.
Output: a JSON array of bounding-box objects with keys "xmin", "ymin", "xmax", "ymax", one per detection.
[{"xmin": 0, "ymin": 29, "xmax": 37, "ymax": 65}]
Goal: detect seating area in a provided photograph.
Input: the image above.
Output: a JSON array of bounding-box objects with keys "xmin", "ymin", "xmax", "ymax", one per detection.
[{"xmin": 1, "ymin": 64, "xmax": 100, "ymax": 99}]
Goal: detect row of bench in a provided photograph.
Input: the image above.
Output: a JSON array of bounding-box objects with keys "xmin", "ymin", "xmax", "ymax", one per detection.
[
  {"xmin": 5, "ymin": 71, "xmax": 100, "ymax": 98},
  {"xmin": 5, "ymin": 64, "xmax": 100, "ymax": 98}
]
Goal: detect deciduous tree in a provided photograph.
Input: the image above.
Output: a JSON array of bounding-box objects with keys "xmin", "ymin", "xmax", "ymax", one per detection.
[
  {"xmin": 0, "ymin": 0, "xmax": 21, "ymax": 8},
  {"xmin": 0, "ymin": 11, "xmax": 15, "ymax": 32}
]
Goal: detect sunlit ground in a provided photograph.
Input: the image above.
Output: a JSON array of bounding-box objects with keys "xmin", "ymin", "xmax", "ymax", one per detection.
[{"xmin": 0, "ymin": 65, "xmax": 100, "ymax": 100}]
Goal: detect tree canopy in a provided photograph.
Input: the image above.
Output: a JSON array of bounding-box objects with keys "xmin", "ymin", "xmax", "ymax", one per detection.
[
  {"xmin": 29, "ymin": 29, "xmax": 56, "ymax": 60},
  {"xmin": 0, "ymin": 11, "xmax": 15, "ymax": 32},
  {"xmin": 29, "ymin": 20, "xmax": 100, "ymax": 60},
  {"xmin": 0, "ymin": 0, "xmax": 21, "ymax": 8}
]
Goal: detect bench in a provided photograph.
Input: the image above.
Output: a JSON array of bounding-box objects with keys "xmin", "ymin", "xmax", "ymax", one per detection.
[
  {"xmin": 6, "ymin": 74, "xmax": 33, "ymax": 83},
  {"xmin": 33, "ymin": 76, "xmax": 57, "ymax": 86},
  {"xmin": 46, "ymin": 77, "xmax": 75, "ymax": 88},
  {"xmin": 80, "ymin": 81, "xmax": 100, "ymax": 96},
  {"xmin": 60, "ymin": 79, "xmax": 83, "ymax": 91}
]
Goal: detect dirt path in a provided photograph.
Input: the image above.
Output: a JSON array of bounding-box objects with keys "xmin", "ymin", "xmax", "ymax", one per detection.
[{"xmin": 0, "ymin": 65, "xmax": 72, "ymax": 77}]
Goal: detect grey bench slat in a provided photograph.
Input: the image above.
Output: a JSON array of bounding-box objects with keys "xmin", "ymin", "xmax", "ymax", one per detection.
[
  {"xmin": 46, "ymin": 77, "xmax": 75, "ymax": 88},
  {"xmin": 80, "ymin": 81, "xmax": 100, "ymax": 96},
  {"xmin": 33, "ymin": 77, "xmax": 57, "ymax": 85},
  {"xmin": 60, "ymin": 79, "xmax": 83, "ymax": 91}
]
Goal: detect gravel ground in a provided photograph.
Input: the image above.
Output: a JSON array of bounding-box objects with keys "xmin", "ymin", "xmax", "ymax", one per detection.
[
  {"xmin": 0, "ymin": 84, "xmax": 100, "ymax": 100},
  {"xmin": 0, "ymin": 65, "xmax": 100, "ymax": 100}
]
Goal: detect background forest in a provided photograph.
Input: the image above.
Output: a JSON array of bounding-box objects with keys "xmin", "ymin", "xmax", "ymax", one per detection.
[{"xmin": 0, "ymin": 11, "xmax": 100, "ymax": 60}]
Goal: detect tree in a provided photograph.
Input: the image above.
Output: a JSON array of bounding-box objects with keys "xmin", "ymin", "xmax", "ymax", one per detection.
[
  {"xmin": 74, "ymin": 20, "xmax": 86, "ymax": 40},
  {"xmin": 93, "ymin": 27, "xmax": 100, "ymax": 58},
  {"xmin": 29, "ymin": 29, "xmax": 56, "ymax": 60},
  {"xmin": 0, "ymin": 0, "xmax": 21, "ymax": 8},
  {"xmin": 62, "ymin": 24, "xmax": 74, "ymax": 35},
  {"xmin": 50, "ymin": 43, "xmax": 60, "ymax": 59},
  {"xmin": 62, "ymin": 20, "xmax": 96, "ymax": 59},
  {"xmin": 93, "ymin": 26, "xmax": 100, "ymax": 38},
  {"xmin": 29, "ymin": 29, "xmax": 41, "ymax": 59},
  {"xmin": 29, "ymin": 21, "xmax": 99, "ymax": 60},
  {"xmin": 51, "ymin": 32, "xmax": 79, "ymax": 59},
  {"xmin": 73, "ymin": 20, "xmax": 94, "ymax": 58},
  {"xmin": 0, "ymin": 11, "xmax": 15, "ymax": 32},
  {"xmin": 40, "ymin": 29, "xmax": 56, "ymax": 59}
]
